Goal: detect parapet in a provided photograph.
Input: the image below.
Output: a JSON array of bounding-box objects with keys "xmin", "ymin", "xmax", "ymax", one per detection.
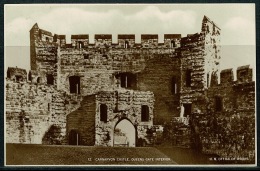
[
  {"xmin": 218, "ymin": 65, "xmax": 254, "ymax": 85},
  {"xmin": 164, "ymin": 34, "xmax": 181, "ymax": 39},
  {"xmin": 7, "ymin": 67, "xmax": 27, "ymax": 82},
  {"xmin": 118, "ymin": 34, "xmax": 135, "ymax": 39},
  {"xmin": 39, "ymin": 29, "xmax": 53, "ymax": 42},
  {"xmin": 71, "ymin": 34, "xmax": 89, "ymax": 48},
  {"xmin": 95, "ymin": 34, "xmax": 112, "ymax": 40},
  {"xmin": 180, "ymin": 33, "xmax": 202, "ymax": 47},
  {"xmin": 237, "ymin": 65, "xmax": 253, "ymax": 83},
  {"xmin": 220, "ymin": 68, "xmax": 234, "ymax": 84}
]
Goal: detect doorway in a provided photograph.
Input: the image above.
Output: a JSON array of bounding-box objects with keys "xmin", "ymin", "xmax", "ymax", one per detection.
[{"xmin": 113, "ymin": 119, "xmax": 136, "ymax": 147}]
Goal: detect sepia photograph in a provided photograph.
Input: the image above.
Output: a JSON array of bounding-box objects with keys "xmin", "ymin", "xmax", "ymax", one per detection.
[{"xmin": 4, "ymin": 3, "xmax": 256, "ymax": 167}]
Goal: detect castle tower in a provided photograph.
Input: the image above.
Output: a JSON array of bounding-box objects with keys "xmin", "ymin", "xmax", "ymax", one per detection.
[
  {"xmin": 29, "ymin": 23, "xmax": 58, "ymax": 86},
  {"xmin": 201, "ymin": 15, "xmax": 221, "ymax": 88},
  {"xmin": 178, "ymin": 16, "xmax": 221, "ymax": 115},
  {"xmin": 30, "ymin": 23, "xmax": 40, "ymax": 70}
]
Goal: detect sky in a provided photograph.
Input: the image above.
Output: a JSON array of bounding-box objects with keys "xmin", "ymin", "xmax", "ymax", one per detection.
[{"xmin": 4, "ymin": 4, "xmax": 256, "ymax": 80}]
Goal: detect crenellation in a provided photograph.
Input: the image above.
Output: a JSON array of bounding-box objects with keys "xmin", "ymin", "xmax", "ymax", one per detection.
[
  {"xmin": 39, "ymin": 29, "xmax": 53, "ymax": 42},
  {"xmin": 7, "ymin": 67, "xmax": 27, "ymax": 82},
  {"xmin": 71, "ymin": 34, "xmax": 89, "ymax": 48},
  {"xmin": 6, "ymin": 16, "xmax": 255, "ymax": 160},
  {"xmin": 141, "ymin": 34, "xmax": 158, "ymax": 48},
  {"xmin": 220, "ymin": 68, "xmax": 234, "ymax": 84},
  {"xmin": 237, "ymin": 65, "xmax": 253, "ymax": 83}
]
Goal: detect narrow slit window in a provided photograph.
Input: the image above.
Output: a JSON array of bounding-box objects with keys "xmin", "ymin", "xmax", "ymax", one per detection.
[
  {"xmin": 125, "ymin": 41, "xmax": 129, "ymax": 49},
  {"xmin": 100, "ymin": 104, "xmax": 108, "ymax": 122},
  {"xmin": 171, "ymin": 40, "xmax": 175, "ymax": 48},
  {"xmin": 207, "ymin": 73, "xmax": 210, "ymax": 88},
  {"xmin": 186, "ymin": 70, "xmax": 192, "ymax": 87},
  {"xmin": 183, "ymin": 104, "xmax": 192, "ymax": 117},
  {"xmin": 78, "ymin": 41, "xmax": 83, "ymax": 49},
  {"xmin": 172, "ymin": 76, "xmax": 177, "ymax": 94},
  {"xmin": 141, "ymin": 105, "xmax": 149, "ymax": 122}
]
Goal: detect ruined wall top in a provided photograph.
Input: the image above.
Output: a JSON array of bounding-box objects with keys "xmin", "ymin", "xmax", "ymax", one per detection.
[
  {"xmin": 30, "ymin": 16, "xmax": 220, "ymax": 49},
  {"xmin": 7, "ymin": 67, "xmax": 27, "ymax": 82},
  {"xmin": 214, "ymin": 65, "xmax": 254, "ymax": 85}
]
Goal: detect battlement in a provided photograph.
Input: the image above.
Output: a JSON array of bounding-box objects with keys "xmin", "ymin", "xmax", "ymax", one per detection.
[
  {"xmin": 7, "ymin": 67, "xmax": 27, "ymax": 82},
  {"xmin": 30, "ymin": 23, "xmax": 185, "ymax": 49},
  {"xmin": 215, "ymin": 65, "xmax": 254, "ymax": 85}
]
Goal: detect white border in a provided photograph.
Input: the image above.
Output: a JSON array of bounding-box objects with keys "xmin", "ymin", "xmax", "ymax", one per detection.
[{"xmin": 3, "ymin": 3, "xmax": 257, "ymax": 168}]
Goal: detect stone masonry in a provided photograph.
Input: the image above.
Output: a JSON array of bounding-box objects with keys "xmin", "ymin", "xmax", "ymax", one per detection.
[{"xmin": 6, "ymin": 15, "xmax": 255, "ymax": 157}]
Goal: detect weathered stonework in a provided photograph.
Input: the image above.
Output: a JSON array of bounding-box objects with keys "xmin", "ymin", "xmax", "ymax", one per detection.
[
  {"xmin": 6, "ymin": 15, "xmax": 255, "ymax": 159},
  {"xmin": 5, "ymin": 79, "xmax": 80, "ymax": 144},
  {"xmin": 95, "ymin": 90, "xmax": 154, "ymax": 146}
]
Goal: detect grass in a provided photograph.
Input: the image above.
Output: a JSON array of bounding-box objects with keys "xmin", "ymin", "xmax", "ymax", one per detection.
[{"xmin": 6, "ymin": 143, "xmax": 177, "ymax": 165}]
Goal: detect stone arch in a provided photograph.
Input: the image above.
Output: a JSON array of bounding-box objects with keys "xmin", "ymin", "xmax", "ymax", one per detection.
[{"xmin": 113, "ymin": 118, "xmax": 137, "ymax": 147}]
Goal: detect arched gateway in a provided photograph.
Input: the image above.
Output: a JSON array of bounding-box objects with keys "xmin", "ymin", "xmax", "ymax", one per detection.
[{"xmin": 113, "ymin": 118, "xmax": 136, "ymax": 147}]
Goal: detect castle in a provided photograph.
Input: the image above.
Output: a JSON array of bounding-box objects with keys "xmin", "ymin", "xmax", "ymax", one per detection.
[{"xmin": 6, "ymin": 16, "xmax": 255, "ymax": 152}]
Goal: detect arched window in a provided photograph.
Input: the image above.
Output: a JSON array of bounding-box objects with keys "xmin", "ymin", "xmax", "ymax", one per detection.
[
  {"xmin": 69, "ymin": 130, "xmax": 80, "ymax": 145},
  {"xmin": 47, "ymin": 74, "xmax": 54, "ymax": 85},
  {"xmin": 141, "ymin": 105, "xmax": 149, "ymax": 122},
  {"xmin": 69, "ymin": 76, "xmax": 80, "ymax": 94},
  {"xmin": 100, "ymin": 104, "xmax": 108, "ymax": 122}
]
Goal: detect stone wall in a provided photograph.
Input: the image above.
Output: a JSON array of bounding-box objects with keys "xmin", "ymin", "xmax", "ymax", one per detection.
[
  {"xmin": 137, "ymin": 55, "xmax": 181, "ymax": 124},
  {"xmin": 95, "ymin": 89, "xmax": 154, "ymax": 146},
  {"xmin": 191, "ymin": 66, "xmax": 255, "ymax": 161},
  {"xmin": 57, "ymin": 48, "xmax": 179, "ymax": 125},
  {"xmin": 66, "ymin": 95, "xmax": 96, "ymax": 146},
  {"xmin": 5, "ymin": 79, "xmax": 80, "ymax": 144}
]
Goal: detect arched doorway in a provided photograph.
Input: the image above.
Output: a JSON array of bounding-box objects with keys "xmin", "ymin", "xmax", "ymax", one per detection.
[
  {"xmin": 114, "ymin": 119, "xmax": 136, "ymax": 147},
  {"xmin": 69, "ymin": 130, "xmax": 80, "ymax": 145}
]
